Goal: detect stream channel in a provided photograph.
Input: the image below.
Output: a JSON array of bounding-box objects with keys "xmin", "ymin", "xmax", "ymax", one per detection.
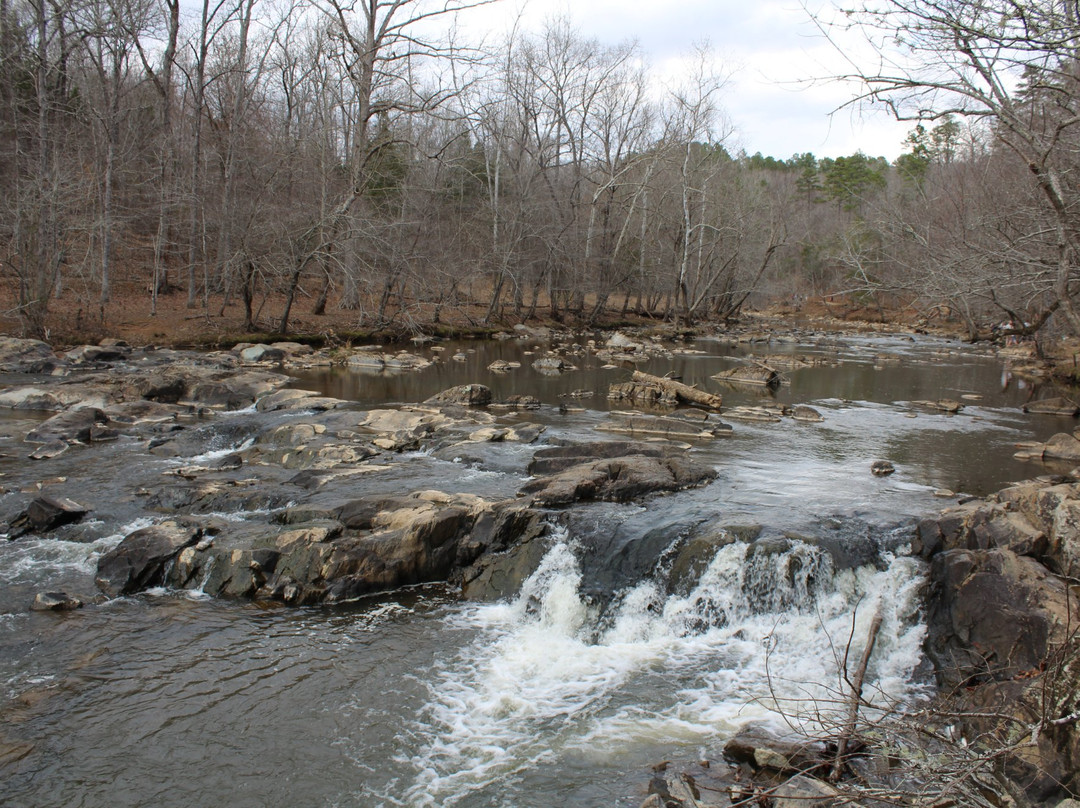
[{"xmin": 0, "ymin": 332, "xmax": 1075, "ymax": 807}]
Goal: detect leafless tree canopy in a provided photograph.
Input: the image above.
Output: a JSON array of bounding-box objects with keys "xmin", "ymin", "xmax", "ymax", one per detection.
[{"xmin": 1, "ymin": 0, "xmax": 1079, "ymax": 340}]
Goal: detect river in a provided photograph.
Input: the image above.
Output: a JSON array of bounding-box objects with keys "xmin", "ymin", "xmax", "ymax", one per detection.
[{"xmin": 0, "ymin": 332, "xmax": 1073, "ymax": 807}]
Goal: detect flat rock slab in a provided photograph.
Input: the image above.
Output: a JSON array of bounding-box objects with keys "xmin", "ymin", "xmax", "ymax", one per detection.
[{"xmin": 521, "ymin": 454, "xmax": 717, "ymax": 506}]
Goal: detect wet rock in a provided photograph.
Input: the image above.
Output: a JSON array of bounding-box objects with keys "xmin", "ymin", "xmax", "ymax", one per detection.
[
  {"xmin": 31, "ymin": 591, "xmax": 84, "ymax": 611},
  {"xmin": 712, "ymin": 365, "xmax": 781, "ymax": 387},
  {"xmin": 723, "ymin": 726, "xmax": 826, "ymax": 774},
  {"xmin": 486, "ymin": 359, "xmax": 520, "ymax": 373},
  {"xmin": 25, "ymin": 408, "xmax": 108, "ymax": 444},
  {"xmin": 791, "ymin": 405, "xmax": 824, "ymax": 423},
  {"xmin": 666, "ymin": 531, "xmax": 740, "ymax": 594},
  {"xmin": 102, "ymin": 400, "xmax": 189, "ymax": 425},
  {"xmin": 489, "ymin": 394, "xmax": 541, "ymax": 411},
  {"xmin": 599, "ymin": 411, "xmax": 732, "ymax": 439},
  {"xmin": 912, "ymin": 398, "xmax": 964, "ymax": 413},
  {"xmin": 423, "ymin": 384, "xmax": 493, "ymax": 407},
  {"xmin": 520, "ymin": 454, "xmax": 717, "ymax": 506},
  {"xmin": 870, "ymin": 460, "xmax": 895, "ymax": 476},
  {"xmin": 1023, "ymin": 396, "xmax": 1080, "ymax": 416},
  {"xmin": 925, "ymin": 548, "xmax": 1073, "ymax": 687},
  {"xmin": 347, "ymin": 349, "xmax": 432, "ymax": 372},
  {"xmin": 7, "ymin": 495, "xmax": 89, "ymax": 538},
  {"xmin": 28, "ymin": 441, "xmax": 68, "ymax": 460},
  {"xmin": 722, "ymin": 406, "xmax": 783, "ymax": 423},
  {"xmin": 0, "ymin": 337, "xmax": 59, "ymax": 372},
  {"xmin": 608, "ymin": 380, "xmax": 677, "ymax": 407},
  {"xmin": 255, "ymin": 389, "xmax": 335, "ymax": 412},
  {"xmin": 531, "ymin": 356, "xmax": 577, "ymax": 374},
  {"xmin": 95, "ymin": 520, "xmax": 202, "ymax": 597},
  {"xmin": 143, "ymin": 479, "xmax": 291, "ymax": 514},
  {"xmin": 528, "ymin": 441, "xmax": 666, "ymax": 476}
]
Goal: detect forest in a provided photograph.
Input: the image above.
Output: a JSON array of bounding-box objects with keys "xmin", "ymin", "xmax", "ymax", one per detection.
[{"xmin": 2, "ymin": 0, "xmax": 1079, "ymax": 343}]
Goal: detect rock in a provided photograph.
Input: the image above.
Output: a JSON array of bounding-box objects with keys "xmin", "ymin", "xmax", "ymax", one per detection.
[
  {"xmin": 870, "ymin": 460, "xmax": 895, "ymax": 476},
  {"xmin": 63, "ymin": 344, "xmax": 127, "ymax": 364},
  {"xmin": 1023, "ymin": 397, "xmax": 1080, "ymax": 416},
  {"xmin": 347, "ymin": 350, "xmax": 432, "ymax": 372},
  {"xmin": 531, "ymin": 356, "xmax": 577, "ymax": 373},
  {"xmin": 791, "ymin": 405, "xmax": 824, "ymax": 423},
  {"xmin": 30, "ymin": 591, "xmax": 84, "ymax": 611},
  {"xmin": 0, "ymin": 337, "xmax": 59, "ymax": 372},
  {"xmin": 712, "ymin": 365, "xmax": 781, "ymax": 387},
  {"xmin": 723, "ymin": 726, "xmax": 826, "ymax": 774},
  {"xmin": 28, "ymin": 441, "xmax": 68, "ymax": 460},
  {"xmin": 771, "ymin": 775, "xmax": 840, "ymax": 808},
  {"xmin": 423, "ymin": 384, "xmax": 493, "ymax": 407},
  {"xmin": 607, "ymin": 380, "xmax": 677, "ymax": 407},
  {"xmin": 520, "ymin": 454, "xmax": 717, "ymax": 506},
  {"xmin": 186, "ymin": 370, "xmax": 289, "ymax": 409},
  {"xmin": 925, "ymin": 548, "xmax": 1073, "ymax": 687},
  {"xmin": 95, "ymin": 520, "xmax": 203, "ymax": 597},
  {"xmin": 25, "ymin": 408, "xmax": 108, "ymax": 444},
  {"xmin": 1042, "ymin": 433, "xmax": 1080, "ymax": 462},
  {"xmin": 722, "ymin": 406, "xmax": 783, "ymax": 423},
  {"xmin": 7, "ymin": 495, "xmax": 89, "ymax": 538},
  {"xmin": 487, "ymin": 359, "xmax": 518, "ymax": 372},
  {"xmin": 528, "ymin": 441, "xmax": 667, "ymax": 476},
  {"xmin": 489, "ymin": 394, "xmax": 541, "ymax": 411},
  {"xmin": 912, "ymin": 399, "xmax": 964, "ymax": 413},
  {"xmin": 238, "ymin": 344, "xmax": 285, "ymax": 363},
  {"xmin": 598, "ymin": 411, "xmax": 732, "ymax": 439}
]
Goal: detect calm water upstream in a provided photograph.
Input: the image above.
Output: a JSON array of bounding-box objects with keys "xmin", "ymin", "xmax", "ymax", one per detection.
[{"xmin": 1, "ymin": 332, "xmax": 1075, "ymax": 807}]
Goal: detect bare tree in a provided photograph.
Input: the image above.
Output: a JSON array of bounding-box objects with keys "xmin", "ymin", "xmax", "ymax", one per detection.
[{"xmin": 819, "ymin": 0, "xmax": 1080, "ymax": 336}]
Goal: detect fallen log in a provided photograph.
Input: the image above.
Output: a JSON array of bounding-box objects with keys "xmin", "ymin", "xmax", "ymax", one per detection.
[{"xmin": 630, "ymin": 370, "xmax": 723, "ymax": 410}]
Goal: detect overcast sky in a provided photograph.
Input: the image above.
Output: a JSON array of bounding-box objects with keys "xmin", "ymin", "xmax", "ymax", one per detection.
[{"xmin": 466, "ymin": 0, "xmax": 912, "ymax": 161}]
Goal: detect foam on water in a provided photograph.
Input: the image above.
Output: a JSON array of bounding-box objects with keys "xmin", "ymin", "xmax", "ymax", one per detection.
[
  {"xmin": 0, "ymin": 517, "xmax": 154, "ymax": 585},
  {"xmin": 401, "ymin": 533, "xmax": 927, "ymax": 806}
]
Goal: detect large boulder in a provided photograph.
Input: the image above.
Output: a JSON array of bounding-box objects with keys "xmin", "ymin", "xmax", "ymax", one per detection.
[
  {"xmin": 96, "ymin": 521, "xmax": 202, "ymax": 597},
  {"xmin": 925, "ymin": 548, "xmax": 1073, "ymax": 688}
]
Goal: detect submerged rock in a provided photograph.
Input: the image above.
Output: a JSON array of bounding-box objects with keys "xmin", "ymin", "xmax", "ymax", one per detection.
[
  {"xmin": 870, "ymin": 460, "xmax": 895, "ymax": 476},
  {"xmin": 30, "ymin": 591, "xmax": 84, "ymax": 612},
  {"xmin": 1023, "ymin": 396, "xmax": 1080, "ymax": 416}
]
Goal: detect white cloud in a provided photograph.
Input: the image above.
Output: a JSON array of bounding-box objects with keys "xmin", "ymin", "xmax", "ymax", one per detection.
[{"xmin": 460, "ymin": 0, "xmax": 914, "ymax": 159}]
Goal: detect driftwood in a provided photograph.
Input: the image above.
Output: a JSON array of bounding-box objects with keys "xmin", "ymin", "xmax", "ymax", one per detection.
[
  {"xmin": 831, "ymin": 608, "xmax": 884, "ymax": 782},
  {"xmin": 630, "ymin": 370, "xmax": 723, "ymax": 410}
]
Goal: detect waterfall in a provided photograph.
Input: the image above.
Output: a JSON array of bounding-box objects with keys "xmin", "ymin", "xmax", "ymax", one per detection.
[{"xmin": 401, "ymin": 530, "xmax": 927, "ymax": 807}]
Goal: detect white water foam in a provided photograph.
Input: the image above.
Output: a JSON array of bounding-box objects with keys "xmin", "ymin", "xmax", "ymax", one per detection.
[
  {"xmin": 0, "ymin": 517, "xmax": 155, "ymax": 585},
  {"xmin": 401, "ymin": 533, "xmax": 927, "ymax": 806}
]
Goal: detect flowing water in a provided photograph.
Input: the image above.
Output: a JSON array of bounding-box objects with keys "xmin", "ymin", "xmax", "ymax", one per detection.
[{"xmin": 0, "ymin": 332, "xmax": 1074, "ymax": 807}]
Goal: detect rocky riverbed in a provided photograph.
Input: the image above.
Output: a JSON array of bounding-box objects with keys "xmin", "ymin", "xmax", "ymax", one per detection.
[{"xmin": 3, "ymin": 331, "xmax": 1080, "ymax": 807}]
